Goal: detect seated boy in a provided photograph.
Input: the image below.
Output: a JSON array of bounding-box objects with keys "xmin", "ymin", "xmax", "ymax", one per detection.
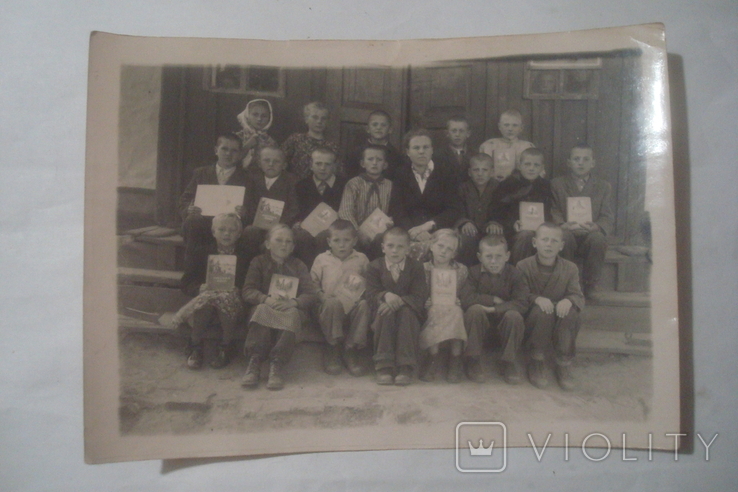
[
  {"xmin": 178, "ymin": 133, "xmax": 248, "ymax": 256},
  {"xmin": 479, "ymin": 109, "xmax": 535, "ymax": 182},
  {"xmin": 338, "ymin": 144, "xmax": 406, "ymax": 260},
  {"xmin": 461, "ymin": 235, "xmax": 529, "ymax": 383},
  {"xmin": 364, "ymin": 227, "xmax": 429, "ymax": 386},
  {"xmin": 345, "ymin": 110, "xmax": 404, "ymax": 180},
  {"xmin": 550, "ymin": 144, "xmax": 614, "ymax": 298},
  {"xmin": 433, "ymin": 115, "xmax": 473, "ymax": 183},
  {"xmin": 235, "ymin": 99, "xmax": 277, "ymax": 173},
  {"xmin": 517, "ymin": 223, "xmax": 585, "ymax": 391},
  {"xmin": 241, "ymin": 146, "xmax": 299, "ymax": 261},
  {"xmin": 310, "ymin": 220, "xmax": 371, "ymax": 376},
  {"xmin": 293, "ymin": 147, "xmax": 347, "ymax": 266},
  {"xmin": 282, "ymin": 101, "xmax": 340, "ymax": 180},
  {"xmin": 455, "ymin": 153, "xmax": 501, "ymax": 265},
  {"xmin": 488, "ymin": 147, "xmax": 553, "ymax": 265}
]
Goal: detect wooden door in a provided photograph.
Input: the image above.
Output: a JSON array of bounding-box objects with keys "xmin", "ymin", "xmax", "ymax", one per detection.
[
  {"xmin": 325, "ymin": 67, "xmax": 408, "ymax": 162},
  {"xmin": 408, "ymin": 62, "xmax": 488, "ymax": 152}
]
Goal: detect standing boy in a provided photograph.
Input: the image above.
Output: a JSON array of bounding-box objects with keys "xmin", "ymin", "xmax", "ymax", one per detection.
[
  {"xmin": 434, "ymin": 116, "xmax": 473, "ymax": 183},
  {"xmin": 310, "ymin": 220, "xmax": 371, "ymax": 376},
  {"xmin": 517, "ymin": 223, "xmax": 585, "ymax": 391},
  {"xmin": 365, "ymin": 227, "xmax": 429, "ymax": 386},
  {"xmin": 293, "ymin": 147, "xmax": 347, "ymax": 266},
  {"xmin": 461, "ymin": 235, "xmax": 529, "ymax": 383},
  {"xmin": 479, "ymin": 110, "xmax": 535, "ymax": 182},
  {"xmin": 455, "ymin": 153, "xmax": 502, "ymax": 265},
  {"xmin": 178, "ymin": 134, "xmax": 248, "ymax": 256},
  {"xmin": 345, "ymin": 110, "xmax": 404, "ymax": 180},
  {"xmin": 550, "ymin": 144, "xmax": 614, "ymax": 298}
]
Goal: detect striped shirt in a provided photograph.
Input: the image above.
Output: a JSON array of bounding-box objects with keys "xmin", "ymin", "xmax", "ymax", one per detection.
[{"xmin": 338, "ymin": 175, "xmax": 394, "ymax": 229}]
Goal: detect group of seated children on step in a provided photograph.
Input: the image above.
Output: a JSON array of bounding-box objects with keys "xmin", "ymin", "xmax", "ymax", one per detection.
[{"xmin": 173, "ymin": 100, "xmax": 614, "ymax": 392}]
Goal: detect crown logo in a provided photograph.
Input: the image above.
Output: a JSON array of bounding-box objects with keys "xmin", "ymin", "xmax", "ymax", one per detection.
[{"xmin": 468, "ymin": 438, "xmax": 495, "ymax": 456}]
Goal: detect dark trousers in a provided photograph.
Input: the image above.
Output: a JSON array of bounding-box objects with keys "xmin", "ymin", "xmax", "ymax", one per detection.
[
  {"xmin": 372, "ymin": 305, "xmax": 421, "ymax": 371},
  {"xmin": 525, "ymin": 305, "xmax": 580, "ymax": 364},
  {"xmin": 244, "ymin": 322, "xmax": 297, "ymax": 364},
  {"xmin": 356, "ymin": 234, "xmax": 385, "ymax": 261},
  {"xmin": 561, "ymin": 229, "xmax": 607, "ymax": 286},
  {"xmin": 315, "ymin": 298, "xmax": 371, "ymax": 348},
  {"xmin": 191, "ymin": 305, "xmax": 238, "ymax": 346},
  {"xmin": 510, "ymin": 230, "xmax": 537, "ymax": 265},
  {"xmin": 293, "ymin": 227, "xmax": 330, "ymax": 268},
  {"xmin": 182, "ymin": 215, "xmax": 213, "ymax": 256},
  {"xmin": 463, "ymin": 306, "xmax": 525, "ymax": 361}
]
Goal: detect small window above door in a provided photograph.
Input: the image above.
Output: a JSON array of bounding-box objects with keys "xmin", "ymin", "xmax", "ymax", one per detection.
[
  {"xmin": 524, "ymin": 58, "xmax": 601, "ymax": 100},
  {"xmin": 203, "ymin": 65, "xmax": 285, "ymax": 97}
]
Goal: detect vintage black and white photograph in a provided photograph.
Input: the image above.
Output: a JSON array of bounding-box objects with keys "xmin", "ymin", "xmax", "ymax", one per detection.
[{"xmin": 85, "ymin": 26, "xmax": 680, "ymax": 463}]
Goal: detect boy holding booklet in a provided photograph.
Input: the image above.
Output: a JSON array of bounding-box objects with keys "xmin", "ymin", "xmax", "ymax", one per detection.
[
  {"xmin": 241, "ymin": 146, "xmax": 299, "ymax": 261},
  {"xmin": 550, "ymin": 144, "xmax": 614, "ymax": 298},
  {"xmin": 338, "ymin": 144, "xmax": 405, "ymax": 259},
  {"xmin": 173, "ymin": 213, "xmax": 250, "ymax": 370},
  {"xmin": 461, "ymin": 235, "xmax": 529, "ymax": 384},
  {"xmin": 310, "ymin": 220, "xmax": 371, "ymax": 376},
  {"xmin": 365, "ymin": 227, "xmax": 429, "ymax": 386},
  {"xmin": 517, "ymin": 223, "xmax": 585, "ymax": 391},
  {"xmin": 293, "ymin": 147, "xmax": 346, "ymax": 266},
  {"xmin": 240, "ymin": 224, "xmax": 319, "ymax": 390},
  {"xmin": 178, "ymin": 134, "xmax": 248, "ymax": 256},
  {"xmin": 489, "ymin": 147, "xmax": 553, "ymax": 265}
]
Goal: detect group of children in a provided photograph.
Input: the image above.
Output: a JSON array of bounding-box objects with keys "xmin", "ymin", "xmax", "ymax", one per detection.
[{"xmin": 173, "ymin": 99, "xmax": 615, "ymax": 392}]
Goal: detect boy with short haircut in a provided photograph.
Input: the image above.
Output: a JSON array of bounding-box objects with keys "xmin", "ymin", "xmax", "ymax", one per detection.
[
  {"xmin": 178, "ymin": 133, "xmax": 248, "ymax": 256},
  {"xmin": 310, "ymin": 220, "xmax": 371, "ymax": 376},
  {"xmin": 365, "ymin": 227, "xmax": 429, "ymax": 386},
  {"xmin": 550, "ymin": 144, "xmax": 614, "ymax": 298},
  {"xmin": 235, "ymin": 99, "xmax": 277, "ymax": 172},
  {"xmin": 479, "ymin": 109, "xmax": 535, "ymax": 182},
  {"xmin": 434, "ymin": 116, "xmax": 473, "ymax": 183},
  {"xmin": 488, "ymin": 147, "xmax": 553, "ymax": 265},
  {"xmin": 338, "ymin": 144, "xmax": 406, "ymax": 259},
  {"xmin": 282, "ymin": 101, "xmax": 340, "ymax": 180},
  {"xmin": 461, "ymin": 235, "xmax": 529, "ymax": 383},
  {"xmin": 293, "ymin": 147, "xmax": 347, "ymax": 266},
  {"xmin": 517, "ymin": 223, "xmax": 585, "ymax": 391},
  {"xmin": 345, "ymin": 110, "xmax": 404, "ymax": 180},
  {"xmin": 455, "ymin": 153, "xmax": 502, "ymax": 265},
  {"xmin": 241, "ymin": 146, "xmax": 299, "ymax": 260}
]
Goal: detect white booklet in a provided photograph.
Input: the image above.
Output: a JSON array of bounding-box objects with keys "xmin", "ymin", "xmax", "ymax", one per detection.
[
  {"xmin": 193, "ymin": 184, "xmax": 245, "ymax": 216},
  {"xmin": 567, "ymin": 196, "xmax": 593, "ymax": 225}
]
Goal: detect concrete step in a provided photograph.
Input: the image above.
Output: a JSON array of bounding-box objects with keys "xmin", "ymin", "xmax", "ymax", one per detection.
[
  {"xmin": 577, "ymin": 329, "xmax": 651, "ymax": 357},
  {"xmin": 587, "ymin": 291, "xmax": 649, "ymax": 308},
  {"xmin": 118, "ymin": 267, "xmax": 182, "ymax": 287}
]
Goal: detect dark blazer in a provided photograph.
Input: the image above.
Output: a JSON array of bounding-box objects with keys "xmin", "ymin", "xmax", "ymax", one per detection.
[
  {"xmin": 295, "ymin": 175, "xmax": 347, "ymax": 222},
  {"xmin": 516, "ymin": 255, "xmax": 585, "ymax": 311},
  {"xmin": 456, "ymin": 180, "xmax": 499, "ymax": 231},
  {"xmin": 240, "ymin": 253, "xmax": 319, "ymax": 311},
  {"xmin": 345, "ymin": 140, "xmax": 405, "ymax": 180},
  {"xmin": 244, "ymin": 172, "xmax": 299, "ymax": 227},
  {"xmin": 180, "ymin": 241, "xmax": 250, "ymax": 297},
  {"xmin": 489, "ymin": 175, "xmax": 553, "ymax": 241},
  {"xmin": 394, "ymin": 160, "xmax": 463, "ymax": 230},
  {"xmin": 550, "ymin": 175, "xmax": 614, "ymax": 235},
  {"xmin": 178, "ymin": 164, "xmax": 250, "ymax": 220},
  {"xmin": 364, "ymin": 256, "xmax": 428, "ymax": 318},
  {"xmin": 459, "ymin": 263, "xmax": 529, "ymax": 313},
  {"xmin": 433, "ymin": 144, "xmax": 471, "ymax": 183}
]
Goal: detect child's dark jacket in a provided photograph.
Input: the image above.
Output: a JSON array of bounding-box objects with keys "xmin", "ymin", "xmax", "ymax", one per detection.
[{"xmin": 364, "ymin": 256, "xmax": 429, "ymax": 318}]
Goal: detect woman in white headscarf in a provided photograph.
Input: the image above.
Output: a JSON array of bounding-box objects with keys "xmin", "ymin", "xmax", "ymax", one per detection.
[{"xmin": 236, "ymin": 98, "xmax": 277, "ymax": 172}]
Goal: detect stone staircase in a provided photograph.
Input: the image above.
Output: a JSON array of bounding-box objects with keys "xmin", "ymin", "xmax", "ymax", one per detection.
[{"xmin": 117, "ymin": 226, "xmax": 651, "ymax": 356}]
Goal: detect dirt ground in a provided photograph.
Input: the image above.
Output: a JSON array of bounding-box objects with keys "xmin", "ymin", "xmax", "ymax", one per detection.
[{"xmin": 119, "ymin": 332, "xmax": 652, "ymax": 436}]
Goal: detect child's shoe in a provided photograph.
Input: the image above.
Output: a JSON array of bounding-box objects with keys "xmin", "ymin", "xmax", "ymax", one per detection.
[
  {"xmin": 376, "ymin": 367, "xmax": 394, "ymax": 385},
  {"xmin": 266, "ymin": 360, "xmax": 285, "ymax": 390},
  {"xmin": 323, "ymin": 343, "xmax": 343, "ymax": 375},
  {"xmin": 447, "ymin": 355, "xmax": 463, "ymax": 384},
  {"xmin": 465, "ymin": 357, "xmax": 485, "ymax": 383},
  {"xmin": 419, "ymin": 353, "xmax": 440, "ymax": 382},
  {"xmin": 210, "ymin": 343, "xmax": 231, "ymax": 369},
  {"xmin": 343, "ymin": 348, "xmax": 365, "ymax": 377},
  {"xmin": 555, "ymin": 363, "xmax": 576, "ymax": 391},
  {"xmin": 394, "ymin": 365, "xmax": 413, "ymax": 386},
  {"xmin": 240, "ymin": 355, "xmax": 263, "ymax": 388},
  {"xmin": 187, "ymin": 343, "xmax": 204, "ymax": 370},
  {"xmin": 527, "ymin": 359, "xmax": 549, "ymax": 389},
  {"xmin": 502, "ymin": 360, "xmax": 523, "ymax": 385}
]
